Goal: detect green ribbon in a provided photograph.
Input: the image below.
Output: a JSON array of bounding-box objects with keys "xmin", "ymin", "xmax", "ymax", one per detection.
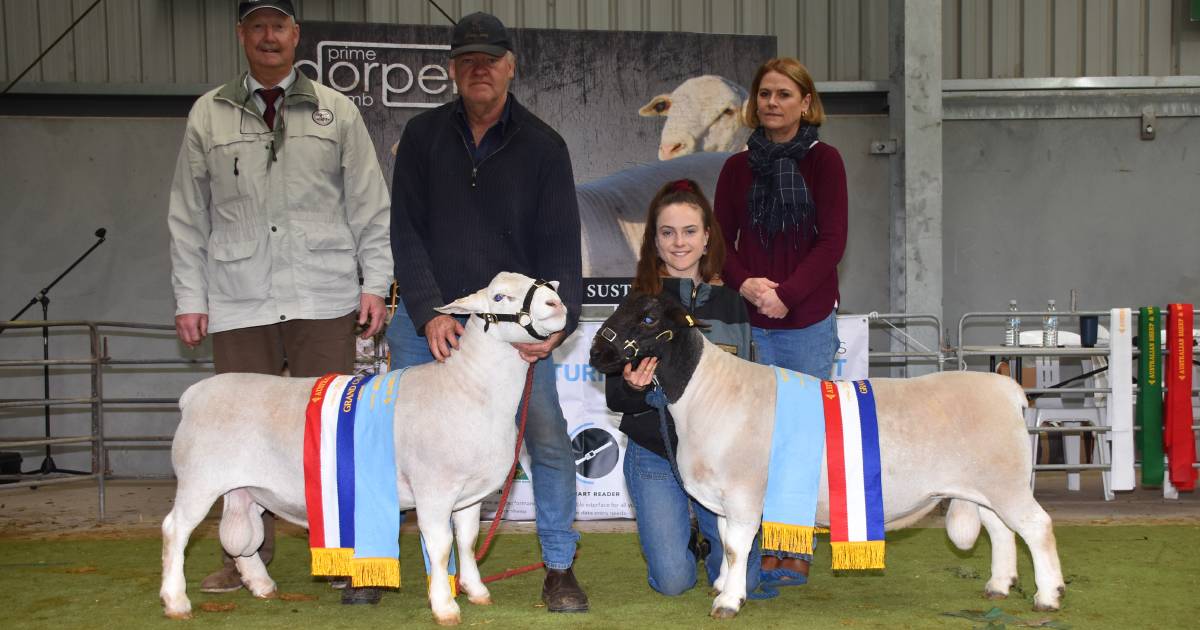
[{"xmin": 1137, "ymin": 306, "xmax": 1164, "ymax": 486}]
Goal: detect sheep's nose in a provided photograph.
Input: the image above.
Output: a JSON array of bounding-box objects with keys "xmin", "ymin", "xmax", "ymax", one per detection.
[
  {"xmin": 546, "ymin": 298, "xmax": 563, "ymax": 310},
  {"xmin": 659, "ymin": 142, "xmax": 687, "ymax": 160}
]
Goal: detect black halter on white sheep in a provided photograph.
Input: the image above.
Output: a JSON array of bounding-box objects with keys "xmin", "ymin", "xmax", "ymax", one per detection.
[
  {"xmin": 160, "ymin": 272, "xmax": 566, "ymax": 624},
  {"xmin": 589, "ymin": 292, "xmax": 1065, "ymax": 619}
]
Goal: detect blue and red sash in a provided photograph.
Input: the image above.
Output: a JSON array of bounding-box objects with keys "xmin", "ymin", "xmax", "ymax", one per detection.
[
  {"xmin": 303, "ymin": 370, "xmax": 405, "ymax": 588},
  {"xmin": 762, "ymin": 368, "xmax": 886, "ymax": 570}
]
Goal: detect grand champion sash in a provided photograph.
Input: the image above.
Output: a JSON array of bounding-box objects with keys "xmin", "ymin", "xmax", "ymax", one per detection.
[
  {"xmin": 762, "ymin": 368, "xmax": 885, "ymax": 570},
  {"xmin": 303, "ymin": 370, "xmax": 405, "ymax": 588}
]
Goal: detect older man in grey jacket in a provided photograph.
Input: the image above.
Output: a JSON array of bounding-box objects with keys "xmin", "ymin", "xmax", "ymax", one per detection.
[{"xmin": 167, "ymin": 0, "xmax": 392, "ymax": 604}]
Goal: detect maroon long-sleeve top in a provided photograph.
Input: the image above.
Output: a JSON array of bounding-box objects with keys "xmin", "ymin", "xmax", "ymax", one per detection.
[{"xmin": 713, "ymin": 141, "xmax": 848, "ymax": 329}]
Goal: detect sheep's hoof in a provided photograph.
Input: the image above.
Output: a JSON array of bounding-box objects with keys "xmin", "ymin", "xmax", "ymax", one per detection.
[
  {"xmin": 711, "ymin": 606, "xmax": 739, "ymax": 620},
  {"xmin": 253, "ymin": 589, "xmax": 278, "ymax": 600},
  {"xmin": 984, "ymin": 589, "xmax": 1008, "ymax": 600},
  {"xmin": 468, "ymin": 595, "xmax": 492, "ymax": 606},
  {"xmin": 1032, "ymin": 601, "xmax": 1061, "ymax": 613},
  {"xmin": 433, "ymin": 612, "xmax": 462, "ymax": 626},
  {"xmin": 163, "ymin": 610, "xmax": 193, "ymax": 620}
]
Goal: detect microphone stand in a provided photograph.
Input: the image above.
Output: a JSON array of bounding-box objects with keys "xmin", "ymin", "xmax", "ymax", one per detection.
[{"xmin": 4, "ymin": 228, "xmax": 107, "ymax": 475}]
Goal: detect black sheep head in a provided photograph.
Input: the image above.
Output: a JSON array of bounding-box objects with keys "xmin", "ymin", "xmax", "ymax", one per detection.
[{"xmin": 589, "ymin": 291, "xmax": 706, "ymax": 376}]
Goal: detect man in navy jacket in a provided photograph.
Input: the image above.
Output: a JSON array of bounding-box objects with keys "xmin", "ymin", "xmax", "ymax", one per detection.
[{"xmin": 387, "ymin": 12, "xmax": 587, "ymax": 613}]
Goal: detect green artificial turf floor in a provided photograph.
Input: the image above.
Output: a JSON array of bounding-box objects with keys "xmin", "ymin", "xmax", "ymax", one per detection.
[{"xmin": 1, "ymin": 524, "xmax": 1197, "ymax": 629}]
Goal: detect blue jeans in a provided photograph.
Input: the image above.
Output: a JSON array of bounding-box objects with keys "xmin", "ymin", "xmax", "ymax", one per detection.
[
  {"xmin": 752, "ymin": 309, "xmax": 839, "ymax": 379},
  {"xmin": 752, "ymin": 309, "xmax": 838, "ymax": 561},
  {"xmin": 623, "ymin": 441, "xmax": 761, "ymax": 595},
  {"xmin": 385, "ymin": 304, "xmax": 580, "ymax": 569}
]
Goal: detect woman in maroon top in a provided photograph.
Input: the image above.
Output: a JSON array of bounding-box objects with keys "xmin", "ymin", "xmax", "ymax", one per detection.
[{"xmin": 713, "ymin": 57, "xmax": 848, "ymax": 584}]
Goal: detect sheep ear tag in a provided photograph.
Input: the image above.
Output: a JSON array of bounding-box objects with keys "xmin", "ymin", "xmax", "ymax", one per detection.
[{"xmin": 685, "ymin": 315, "xmax": 697, "ymax": 327}]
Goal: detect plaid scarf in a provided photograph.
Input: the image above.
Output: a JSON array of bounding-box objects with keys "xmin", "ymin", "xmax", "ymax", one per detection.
[{"xmin": 746, "ymin": 124, "xmax": 820, "ymax": 248}]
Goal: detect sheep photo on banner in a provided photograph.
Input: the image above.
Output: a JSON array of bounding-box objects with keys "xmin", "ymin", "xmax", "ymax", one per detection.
[{"xmin": 296, "ymin": 22, "xmax": 859, "ymax": 520}]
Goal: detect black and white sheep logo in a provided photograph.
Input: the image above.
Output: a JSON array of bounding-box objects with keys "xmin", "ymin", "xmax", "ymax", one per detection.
[{"xmin": 571, "ymin": 427, "xmax": 618, "ymax": 479}]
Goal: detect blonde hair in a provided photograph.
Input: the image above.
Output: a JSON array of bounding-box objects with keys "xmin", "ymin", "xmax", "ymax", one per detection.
[{"xmin": 743, "ymin": 57, "xmax": 825, "ymax": 128}]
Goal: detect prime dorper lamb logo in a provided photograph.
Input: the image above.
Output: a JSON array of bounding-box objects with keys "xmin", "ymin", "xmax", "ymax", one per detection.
[{"xmin": 296, "ymin": 40, "xmax": 457, "ymax": 108}]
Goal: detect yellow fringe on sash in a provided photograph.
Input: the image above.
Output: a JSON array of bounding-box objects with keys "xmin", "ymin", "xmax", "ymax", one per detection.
[
  {"xmin": 426, "ymin": 574, "xmax": 459, "ymax": 598},
  {"xmin": 830, "ymin": 541, "xmax": 885, "ymax": 570},
  {"xmin": 351, "ymin": 557, "xmax": 401, "ymax": 588},
  {"xmin": 761, "ymin": 522, "xmax": 815, "ymax": 556},
  {"xmin": 310, "ymin": 547, "xmax": 354, "ymax": 577}
]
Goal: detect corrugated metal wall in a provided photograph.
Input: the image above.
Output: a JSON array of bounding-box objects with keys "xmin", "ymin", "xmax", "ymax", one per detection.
[
  {"xmin": 944, "ymin": 0, "xmax": 1200, "ymax": 78},
  {"xmin": 2, "ymin": 0, "xmax": 1199, "ymax": 88}
]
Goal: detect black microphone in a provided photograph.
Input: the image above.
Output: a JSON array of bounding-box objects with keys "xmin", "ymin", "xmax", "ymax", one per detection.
[{"xmin": 95, "ymin": 228, "xmax": 107, "ymax": 239}]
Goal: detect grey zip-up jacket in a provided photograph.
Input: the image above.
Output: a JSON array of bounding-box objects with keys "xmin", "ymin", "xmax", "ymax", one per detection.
[{"xmin": 168, "ymin": 71, "xmax": 392, "ymax": 334}]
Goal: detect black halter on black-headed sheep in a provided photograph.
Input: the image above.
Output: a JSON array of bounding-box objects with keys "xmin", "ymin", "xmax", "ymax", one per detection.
[{"xmin": 589, "ymin": 291, "xmax": 1064, "ymax": 618}]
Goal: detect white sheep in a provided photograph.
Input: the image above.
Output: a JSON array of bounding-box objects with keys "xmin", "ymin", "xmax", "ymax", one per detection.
[
  {"xmin": 160, "ymin": 272, "xmax": 567, "ymax": 624},
  {"xmin": 639, "ymin": 75, "xmax": 750, "ymax": 161},
  {"xmin": 589, "ymin": 292, "xmax": 1065, "ymax": 619}
]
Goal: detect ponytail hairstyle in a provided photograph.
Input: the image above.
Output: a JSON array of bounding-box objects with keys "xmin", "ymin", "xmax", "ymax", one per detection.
[{"xmin": 631, "ymin": 178, "xmax": 727, "ymax": 295}]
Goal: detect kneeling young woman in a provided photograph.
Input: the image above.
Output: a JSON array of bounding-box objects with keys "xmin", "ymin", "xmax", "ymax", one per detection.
[{"xmin": 605, "ymin": 179, "xmax": 761, "ymax": 595}]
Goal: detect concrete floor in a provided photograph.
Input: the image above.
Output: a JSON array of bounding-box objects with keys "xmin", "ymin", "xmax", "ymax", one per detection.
[{"xmin": 2, "ymin": 471, "xmax": 1197, "ymax": 540}]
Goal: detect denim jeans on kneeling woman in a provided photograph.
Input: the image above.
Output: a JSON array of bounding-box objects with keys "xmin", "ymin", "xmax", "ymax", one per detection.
[{"xmin": 624, "ymin": 440, "xmax": 761, "ymax": 595}]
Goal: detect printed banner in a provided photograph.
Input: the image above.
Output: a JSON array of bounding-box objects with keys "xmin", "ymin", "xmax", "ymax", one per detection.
[
  {"xmin": 295, "ymin": 22, "xmax": 774, "ymax": 278},
  {"xmin": 834, "ymin": 315, "xmax": 869, "ymax": 381}
]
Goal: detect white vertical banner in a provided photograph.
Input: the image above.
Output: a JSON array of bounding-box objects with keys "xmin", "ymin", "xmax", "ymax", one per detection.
[
  {"xmin": 1108, "ymin": 307, "xmax": 1135, "ymax": 491},
  {"xmin": 482, "ymin": 321, "xmax": 634, "ymax": 521},
  {"xmin": 556, "ymin": 321, "xmax": 635, "ymax": 519},
  {"xmin": 834, "ymin": 315, "xmax": 870, "ymax": 381}
]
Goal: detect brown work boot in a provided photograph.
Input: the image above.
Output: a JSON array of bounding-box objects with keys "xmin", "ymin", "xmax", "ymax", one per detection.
[
  {"xmin": 199, "ymin": 560, "xmax": 243, "ymax": 593},
  {"xmin": 541, "ymin": 567, "xmax": 589, "ymax": 613},
  {"xmin": 780, "ymin": 557, "xmax": 810, "ymax": 578}
]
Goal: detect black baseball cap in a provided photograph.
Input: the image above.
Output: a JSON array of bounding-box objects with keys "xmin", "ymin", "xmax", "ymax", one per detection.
[
  {"xmin": 238, "ymin": 1, "xmax": 295, "ymax": 21},
  {"xmin": 450, "ymin": 12, "xmax": 512, "ymax": 58}
]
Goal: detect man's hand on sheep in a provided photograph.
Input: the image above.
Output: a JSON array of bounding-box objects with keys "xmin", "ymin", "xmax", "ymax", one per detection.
[
  {"xmin": 425, "ymin": 314, "xmax": 466, "ymax": 361},
  {"xmin": 739, "ymin": 277, "xmax": 779, "ymax": 308},
  {"xmin": 512, "ymin": 330, "xmax": 566, "ymax": 364},
  {"xmin": 358, "ymin": 293, "xmax": 387, "ymax": 339},
  {"xmin": 175, "ymin": 313, "xmax": 208, "ymax": 348}
]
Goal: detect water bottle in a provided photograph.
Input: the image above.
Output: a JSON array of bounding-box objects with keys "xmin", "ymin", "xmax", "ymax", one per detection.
[
  {"xmin": 1005, "ymin": 300, "xmax": 1021, "ymax": 347},
  {"xmin": 1042, "ymin": 299, "xmax": 1058, "ymax": 348}
]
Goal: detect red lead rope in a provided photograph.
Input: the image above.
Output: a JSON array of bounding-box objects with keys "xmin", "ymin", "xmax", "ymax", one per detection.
[{"xmin": 464, "ymin": 362, "xmax": 547, "ymax": 586}]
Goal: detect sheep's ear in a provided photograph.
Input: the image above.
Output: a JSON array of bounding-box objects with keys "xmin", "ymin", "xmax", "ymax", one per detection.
[
  {"xmin": 548, "ymin": 280, "xmax": 560, "ymax": 291},
  {"xmin": 436, "ymin": 287, "xmax": 490, "ymax": 316},
  {"xmin": 638, "ymin": 95, "xmax": 672, "ymax": 117},
  {"xmin": 738, "ymin": 98, "xmax": 752, "ymax": 128},
  {"xmin": 664, "ymin": 301, "xmax": 710, "ymax": 331}
]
